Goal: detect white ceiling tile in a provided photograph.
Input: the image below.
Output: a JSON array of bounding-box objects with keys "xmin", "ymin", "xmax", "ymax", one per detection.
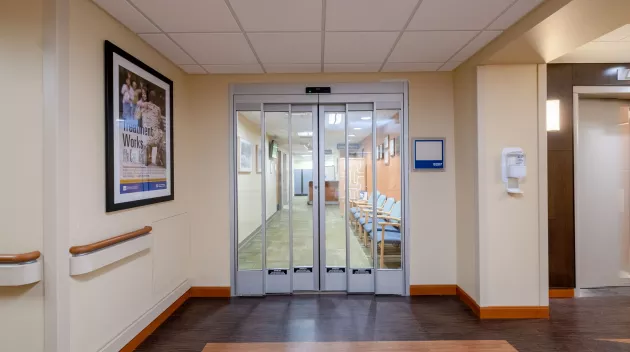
[
  {"xmin": 94, "ymin": 0, "xmax": 159, "ymax": 33},
  {"xmin": 139, "ymin": 34, "xmax": 195, "ymax": 65},
  {"xmin": 488, "ymin": 0, "xmax": 544, "ymax": 30},
  {"xmin": 438, "ymin": 61, "xmax": 463, "ymax": 71},
  {"xmin": 202, "ymin": 64, "xmax": 264, "ymax": 74},
  {"xmin": 382, "ymin": 62, "xmax": 442, "ymax": 72},
  {"xmin": 179, "ymin": 65, "xmax": 207, "ymax": 74},
  {"xmin": 249, "ymin": 33, "xmax": 321, "ymax": 64},
  {"xmin": 229, "ymin": 0, "xmax": 322, "ymax": 32},
  {"xmin": 389, "ymin": 31, "xmax": 477, "ymax": 63},
  {"xmin": 326, "ymin": 0, "xmax": 419, "ymax": 31},
  {"xmin": 593, "ymin": 24, "xmax": 630, "ymax": 42},
  {"xmin": 130, "ymin": 0, "xmax": 239, "ymax": 32},
  {"xmin": 324, "ymin": 64, "xmax": 382, "ymax": 73},
  {"xmin": 325, "ymin": 32, "xmax": 398, "ymax": 64},
  {"xmin": 170, "ymin": 33, "xmax": 258, "ymax": 65},
  {"xmin": 407, "ymin": 0, "xmax": 513, "ymax": 30},
  {"xmin": 451, "ymin": 30, "xmax": 502, "ymax": 62},
  {"xmin": 264, "ymin": 64, "xmax": 322, "ymax": 73}
]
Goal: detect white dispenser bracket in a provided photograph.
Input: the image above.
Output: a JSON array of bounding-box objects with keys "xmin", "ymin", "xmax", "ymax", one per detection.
[{"xmin": 502, "ymin": 147, "xmax": 526, "ymax": 194}]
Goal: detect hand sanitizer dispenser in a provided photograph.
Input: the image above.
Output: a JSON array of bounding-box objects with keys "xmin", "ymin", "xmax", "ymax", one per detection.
[{"xmin": 502, "ymin": 148, "xmax": 526, "ymax": 194}]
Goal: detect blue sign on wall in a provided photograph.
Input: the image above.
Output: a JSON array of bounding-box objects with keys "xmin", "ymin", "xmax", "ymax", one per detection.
[{"xmin": 413, "ymin": 138, "xmax": 445, "ymax": 171}]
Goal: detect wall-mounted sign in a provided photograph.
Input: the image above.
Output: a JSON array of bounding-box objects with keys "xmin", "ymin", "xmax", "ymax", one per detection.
[
  {"xmin": 413, "ymin": 138, "xmax": 445, "ymax": 171},
  {"xmin": 336, "ymin": 143, "xmax": 361, "ymax": 150}
]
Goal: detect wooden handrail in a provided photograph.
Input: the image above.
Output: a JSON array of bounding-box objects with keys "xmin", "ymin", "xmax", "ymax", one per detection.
[
  {"xmin": 0, "ymin": 251, "xmax": 41, "ymax": 264},
  {"xmin": 69, "ymin": 226, "xmax": 152, "ymax": 255}
]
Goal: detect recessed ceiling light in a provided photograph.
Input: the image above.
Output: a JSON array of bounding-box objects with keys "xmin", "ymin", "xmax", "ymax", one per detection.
[
  {"xmin": 353, "ymin": 127, "xmax": 361, "ymax": 130},
  {"xmin": 361, "ymin": 116, "xmax": 371, "ymax": 120},
  {"xmin": 297, "ymin": 131, "xmax": 313, "ymax": 137},
  {"xmin": 348, "ymin": 134, "xmax": 356, "ymax": 137}
]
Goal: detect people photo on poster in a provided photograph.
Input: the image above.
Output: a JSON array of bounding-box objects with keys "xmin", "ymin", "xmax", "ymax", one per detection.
[{"xmin": 104, "ymin": 40, "xmax": 174, "ymax": 212}]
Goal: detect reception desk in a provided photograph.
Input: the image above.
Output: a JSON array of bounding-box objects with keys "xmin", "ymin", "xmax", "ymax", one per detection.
[{"xmin": 308, "ymin": 181, "xmax": 339, "ymax": 204}]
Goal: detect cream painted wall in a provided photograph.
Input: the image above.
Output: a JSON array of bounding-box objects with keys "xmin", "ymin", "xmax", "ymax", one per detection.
[
  {"xmin": 0, "ymin": 0, "xmax": 45, "ymax": 351},
  {"xmin": 477, "ymin": 65, "xmax": 543, "ymax": 307},
  {"xmin": 67, "ymin": 0, "xmax": 193, "ymax": 350},
  {"xmin": 576, "ymin": 98, "xmax": 630, "ymax": 288},
  {"xmin": 453, "ymin": 66, "xmax": 480, "ymax": 302},
  {"xmin": 187, "ymin": 72, "xmax": 456, "ymax": 287}
]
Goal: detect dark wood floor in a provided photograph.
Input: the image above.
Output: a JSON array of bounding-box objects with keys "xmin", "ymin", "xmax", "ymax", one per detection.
[{"xmin": 137, "ymin": 291, "xmax": 630, "ymax": 352}]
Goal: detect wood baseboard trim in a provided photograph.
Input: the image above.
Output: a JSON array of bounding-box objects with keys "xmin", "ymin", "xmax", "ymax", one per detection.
[
  {"xmin": 120, "ymin": 289, "xmax": 191, "ymax": 352},
  {"xmin": 479, "ymin": 306, "xmax": 550, "ymax": 319},
  {"xmin": 410, "ymin": 285, "xmax": 457, "ymax": 296},
  {"xmin": 456, "ymin": 286, "xmax": 481, "ymax": 317},
  {"xmin": 189, "ymin": 286, "xmax": 231, "ymax": 298},
  {"xmin": 549, "ymin": 288, "xmax": 574, "ymax": 298},
  {"xmin": 120, "ymin": 286, "xmax": 230, "ymax": 351},
  {"xmin": 455, "ymin": 286, "xmax": 549, "ymax": 319}
]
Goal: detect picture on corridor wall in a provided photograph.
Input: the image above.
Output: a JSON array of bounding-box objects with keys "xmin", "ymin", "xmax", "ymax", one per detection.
[
  {"xmin": 256, "ymin": 144, "xmax": 262, "ymax": 173},
  {"xmin": 104, "ymin": 40, "xmax": 174, "ymax": 212},
  {"xmin": 238, "ymin": 137, "xmax": 253, "ymax": 173},
  {"xmin": 389, "ymin": 138, "xmax": 395, "ymax": 157}
]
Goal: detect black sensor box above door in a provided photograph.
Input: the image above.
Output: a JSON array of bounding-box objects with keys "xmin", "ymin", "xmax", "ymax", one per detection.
[{"xmin": 305, "ymin": 87, "xmax": 331, "ymax": 94}]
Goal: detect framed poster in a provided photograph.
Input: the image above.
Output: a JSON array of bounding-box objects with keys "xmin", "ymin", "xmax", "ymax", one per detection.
[
  {"xmin": 389, "ymin": 138, "xmax": 395, "ymax": 157},
  {"xmin": 105, "ymin": 40, "xmax": 174, "ymax": 212}
]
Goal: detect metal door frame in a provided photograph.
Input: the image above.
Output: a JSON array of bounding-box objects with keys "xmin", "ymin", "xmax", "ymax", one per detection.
[{"xmin": 229, "ymin": 82, "xmax": 410, "ymax": 296}]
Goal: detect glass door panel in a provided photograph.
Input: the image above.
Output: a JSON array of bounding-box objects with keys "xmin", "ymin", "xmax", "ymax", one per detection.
[
  {"xmin": 235, "ymin": 105, "xmax": 265, "ymax": 296},
  {"xmin": 346, "ymin": 109, "xmax": 374, "ymax": 269},
  {"xmin": 374, "ymin": 101, "xmax": 405, "ymax": 295},
  {"xmin": 236, "ymin": 109, "xmax": 263, "ymax": 271},
  {"xmin": 264, "ymin": 109, "xmax": 290, "ymax": 270},
  {"xmin": 291, "ymin": 105, "xmax": 318, "ymax": 291},
  {"xmin": 263, "ymin": 105, "xmax": 291, "ymax": 293},
  {"xmin": 320, "ymin": 105, "xmax": 347, "ymax": 291},
  {"xmin": 347, "ymin": 105, "xmax": 376, "ymax": 293},
  {"xmin": 375, "ymin": 108, "xmax": 403, "ymax": 270}
]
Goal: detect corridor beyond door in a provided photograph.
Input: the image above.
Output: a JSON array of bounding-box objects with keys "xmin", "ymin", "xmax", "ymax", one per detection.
[{"xmin": 239, "ymin": 196, "xmax": 373, "ymax": 269}]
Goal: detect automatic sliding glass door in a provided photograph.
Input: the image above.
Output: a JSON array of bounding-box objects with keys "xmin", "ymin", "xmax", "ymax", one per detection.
[{"xmin": 233, "ymin": 92, "xmax": 405, "ymax": 296}]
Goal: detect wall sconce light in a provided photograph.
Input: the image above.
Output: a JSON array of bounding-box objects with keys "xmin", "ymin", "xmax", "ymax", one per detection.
[{"xmin": 546, "ymin": 99, "xmax": 560, "ymax": 132}]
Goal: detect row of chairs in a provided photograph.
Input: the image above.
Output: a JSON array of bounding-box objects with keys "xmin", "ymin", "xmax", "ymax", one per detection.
[{"xmin": 349, "ymin": 192, "xmax": 402, "ymax": 268}]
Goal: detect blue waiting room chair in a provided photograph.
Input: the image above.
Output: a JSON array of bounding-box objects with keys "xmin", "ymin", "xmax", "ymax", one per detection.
[
  {"xmin": 363, "ymin": 201, "xmax": 402, "ymax": 268},
  {"xmin": 356, "ymin": 197, "xmax": 395, "ymax": 242},
  {"xmin": 352, "ymin": 194, "xmax": 386, "ymax": 230}
]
